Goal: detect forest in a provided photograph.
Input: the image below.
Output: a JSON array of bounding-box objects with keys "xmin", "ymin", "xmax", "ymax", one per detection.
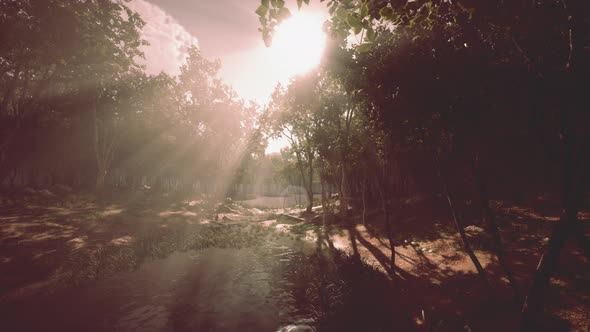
[{"xmin": 0, "ymin": 0, "xmax": 589, "ymax": 331}]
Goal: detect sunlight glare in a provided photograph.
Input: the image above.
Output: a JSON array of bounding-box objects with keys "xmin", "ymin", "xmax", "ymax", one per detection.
[{"xmin": 270, "ymin": 12, "xmax": 326, "ymax": 77}]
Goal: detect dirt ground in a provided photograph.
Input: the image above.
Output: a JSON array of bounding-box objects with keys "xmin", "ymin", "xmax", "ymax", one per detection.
[
  {"xmin": 1, "ymin": 190, "xmax": 589, "ymax": 331},
  {"xmin": 323, "ymin": 200, "xmax": 590, "ymax": 331}
]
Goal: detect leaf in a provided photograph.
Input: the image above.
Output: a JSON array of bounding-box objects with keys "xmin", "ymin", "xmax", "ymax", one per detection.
[
  {"xmin": 261, "ymin": 0, "xmax": 269, "ymax": 8},
  {"xmin": 362, "ymin": 19, "xmax": 370, "ymax": 29},
  {"xmin": 359, "ymin": 3, "xmax": 368, "ymax": 18},
  {"xmin": 276, "ymin": 0, "xmax": 285, "ymax": 8},
  {"xmin": 278, "ymin": 7, "xmax": 291, "ymax": 19},
  {"xmin": 346, "ymin": 14, "xmax": 362, "ymax": 29},
  {"xmin": 379, "ymin": 6, "xmax": 393, "ymax": 19},
  {"xmin": 356, "ymin": 42, "xmax": 373, "ymax": 53},
  {"xmin": 255, "ymin": 5, "xmax": 268, "ymax": 17},
  {"xmin": 297, "ymin": 0, "xmax": 303, "ymax": 9},
  {"xmin": 365, "ymin": 26, "xmax": 376, "ymax": 42},
  {"xmin": 335, "ymin": 7, "xmax": 348, "ymax": 21}
]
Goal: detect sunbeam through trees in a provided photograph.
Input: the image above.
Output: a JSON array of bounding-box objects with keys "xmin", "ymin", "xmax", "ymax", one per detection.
[{"xmin": 0, "ymin": 1, "xmax": 589, "ymax": 331}]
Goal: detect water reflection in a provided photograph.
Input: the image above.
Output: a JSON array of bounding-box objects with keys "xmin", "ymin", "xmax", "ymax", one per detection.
[{"xmin": 3, "ymin": 242, "xmax": 315, "ymax": 332}]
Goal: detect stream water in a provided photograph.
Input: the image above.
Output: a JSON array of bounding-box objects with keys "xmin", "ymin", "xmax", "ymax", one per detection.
[{"xmin": 3, "ymin": 241, "xmax": 315, "ymax": 332}]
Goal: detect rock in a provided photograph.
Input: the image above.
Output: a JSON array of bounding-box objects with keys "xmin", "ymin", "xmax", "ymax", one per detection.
[
  {"xmin": 54, "ymin": 184, "xmax": 73, "ymax": 193},
  {"xmin": 276, "ymin": 324, "xmax": 314, "ymax": 332},
  {"xmin": 218, "ymin": 205, "xmax": 237, "ymax": 213},
  {"xmin": 37, "ymin": 189, "xmax": 56, "ymax": 198},
  {"xmin": 410, "ymin": 241, "xmax": 419, "ymax": 247},
  {"xmin": 464, "ymin": 225, "xmax": 485, "ymax": 236},
  {"xmin": 23, "ymin": 187, "xmax": 37, "ymax": 195}
]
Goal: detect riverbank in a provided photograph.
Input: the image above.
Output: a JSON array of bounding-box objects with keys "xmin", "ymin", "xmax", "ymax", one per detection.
[
  {"xmin": 1, "ymin": 190, "xmax": 588, "ymax": 331},
  {"xmin": 0, "ymin": 191, "xmax": 274, "ymax": 301},
  {"xmin": 0, "ymin": 191, "xmax": 397, "ymax": 332}
]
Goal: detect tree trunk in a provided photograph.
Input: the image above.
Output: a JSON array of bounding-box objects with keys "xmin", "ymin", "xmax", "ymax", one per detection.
[
  {"xmin": 306, "ymin": 161, "xmax": 313, "ymax": 213},
  {"xmin": 472, "ymin": 155, "xmax": 522, "ymax": 303},
  {"xmin": 340, "ymin": 162, "xmax": 348, "ymax": 217},
  {"xmin": 96, "ymin": 170, "xmax": 107, "ymax": 193},
  {"xmin": 521, "ymin": 134, "xmax": 586, "ymax": 331},
  {"xmin": 375, "ymin": 164, "xmax": 395, "ymax": 275},
  {"xmin": 362, "ymin": 173, "xmax": 367, "ymax": 226},
  {"xmin": 320, "ymin": 173, "xmax": 335, "ymax": 251},
  {"xmin": 520, "ymin": 209, "xmax": 579, "ymax": 331},
  {"xmin": 436, "ymin": 154, "xmax": 491, "ymax": 289},
  {"xmin": 382, "ymin": 200, "xmax": 395, "ymax": 274},
  {"xmin": 92, "ymin": 101, "xmax": 118, "ymax": 196}
]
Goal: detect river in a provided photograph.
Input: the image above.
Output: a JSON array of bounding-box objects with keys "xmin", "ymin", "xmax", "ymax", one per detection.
[{"xmin": 3, "ymin": 240, "xmax": 315, "ymax": 332}]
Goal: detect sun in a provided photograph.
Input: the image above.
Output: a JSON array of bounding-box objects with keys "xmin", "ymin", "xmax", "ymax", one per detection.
[{"xmin": 270, "ymin": 11, "xmax": 326, "ymax": 77}]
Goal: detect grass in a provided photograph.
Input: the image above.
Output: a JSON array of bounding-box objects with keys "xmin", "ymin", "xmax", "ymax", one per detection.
[
  {"xmin": 275, "ymin": 214, "xmax": 304, "ymax": 225},
  {"xmin": 290, "ymin": 222, "xmax": 318, "ymax": 235},
  {"xmin": 284, "ymin": 249, "xmax": 399, "ymax": 332},
  {"xmin": 57, "ymin": 222, "xmax": 271, "ymax": 288}
]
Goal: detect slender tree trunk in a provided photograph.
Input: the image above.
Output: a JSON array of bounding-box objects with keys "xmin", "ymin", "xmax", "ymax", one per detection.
[
  {"xmin": 382, "ymin": 199, "xmax": 395, "ymax": 274},
  {"xmin": 320, "ymin": 172, "xmax": 335, "ymax": 251},
  {"xmin": 92, "ymin": 101, "xmax": 118, "ymax": 197},
  {"xmin": 92, "ymin": 103, "xmax": 104, "ymax": 194},
  {"xmin": 8, "ymin": 169, "xmax": 17, "ymax": 190},
  {"xmin": 375, "ymin": 163, "xmax": 395, "ymax": 275},
  {"xmin": 340, "ymin": 161, "xmax": 349, "ymax": 217},
  {"xmin": 472, "ymin": 155, "xmax": 522, "ymax": 303},
  {"xmin": 294, "ymin": 150, "xmax": 313, "ymax": 213},
  {"xmin": 362, "ymin": 171, "xmax": 367, "ymax": 226},
  {"xmin": 96, "ymin": 170, "xmax": 107, "ymax": 193},
  {"xmin": 436, "ymin": 154, "xmax": 491, "ymax": 289},
  {"xmin": 339, "ymin": 107, "xmax": 353, "ymax": 217},
  {"xmin": 521, "ymin": 135, "xmax": 585, "ymax": 331},
  {"xmin": 306, "ymin": 162, "xmax": 313, "ymax": 213},
  {"xmin": 520, "ymin": 209, "xmax": 580, "ymax": 331}
]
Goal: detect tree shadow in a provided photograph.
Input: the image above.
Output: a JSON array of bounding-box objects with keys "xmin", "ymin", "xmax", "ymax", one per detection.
[{"xmin": 346, "ymin": 215, "xmax": 582, "ymax": 332}]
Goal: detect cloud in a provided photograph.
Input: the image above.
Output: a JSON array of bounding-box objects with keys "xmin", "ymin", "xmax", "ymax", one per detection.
[{"xmin": 127, "ymin": 0, "xmax": 198, "ymax": 76}]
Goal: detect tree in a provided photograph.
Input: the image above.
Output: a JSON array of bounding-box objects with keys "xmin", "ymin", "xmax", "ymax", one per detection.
[
  {"xmin": 0, "ymin": 0, "xmax": 147, "ymax": 193},
  {"xmin": 257, "ymin": 1, "xmax": 590, "ymax": 325},
  {"xmin": 176, "ymin": 46, "xmax": 260, "ymax": 197},
  {"xmin": 265, "ymin": 77, "xmax": 321, "ymax": 213}
]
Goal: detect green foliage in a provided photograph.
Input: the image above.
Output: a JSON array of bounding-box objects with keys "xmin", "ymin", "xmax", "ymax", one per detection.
[
  {"xmin": 0, "ymin": 0, "xmax": 268, "ymax": 194},
  {"xmin": 356, "ymin": 42, "xmax": 373, "ymax": 53},
  {"xmin": 255, "ymin": 4, "xmax": 269, "ymax": 16}
]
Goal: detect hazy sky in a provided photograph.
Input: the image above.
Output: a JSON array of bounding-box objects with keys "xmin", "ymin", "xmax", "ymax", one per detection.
[{"xmin": 129, "ymin": 0, "xmax": 328, "ymax": 105}]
